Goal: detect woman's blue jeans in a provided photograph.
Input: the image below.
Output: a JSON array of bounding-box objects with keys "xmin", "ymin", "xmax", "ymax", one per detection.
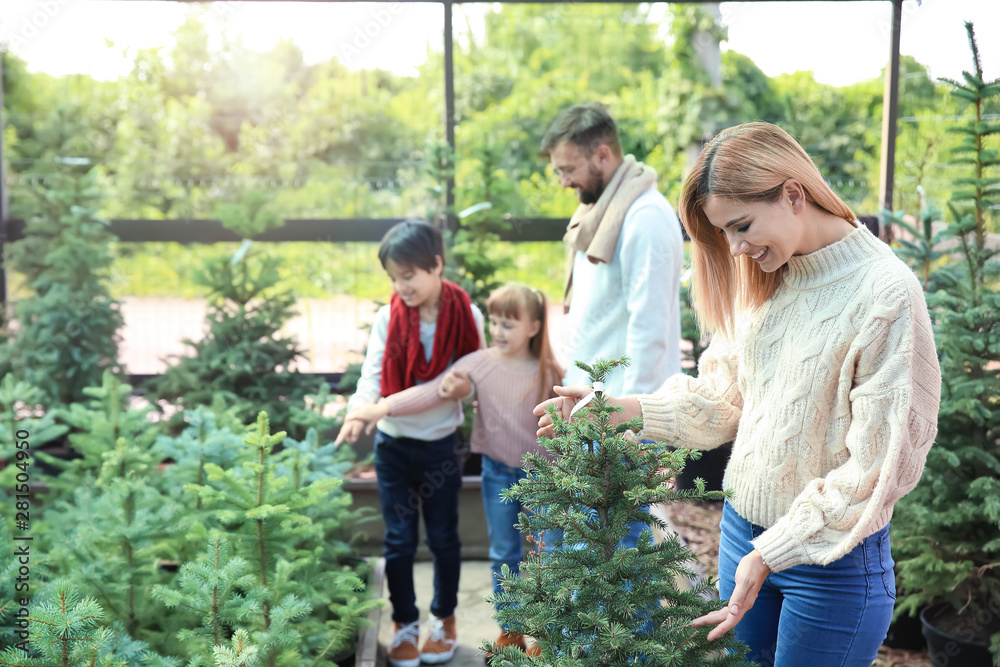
[
  {"xmin": 374, "ymin": 429, "xmax": 462, "ymax": 624},
  {"xmin": 718, "ymin": 501, "xmax": 895, "ymax": 666}
]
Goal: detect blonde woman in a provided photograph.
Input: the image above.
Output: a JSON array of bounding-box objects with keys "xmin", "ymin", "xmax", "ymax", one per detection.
[{"xmin": 534, "ymin": 122, "xmax": 941, "ymax": 666}]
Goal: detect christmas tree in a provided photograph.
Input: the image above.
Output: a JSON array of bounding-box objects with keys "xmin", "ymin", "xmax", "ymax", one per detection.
[{"xmin": 486, "ymin": 358, "xmax": 751, "ymax": 666}]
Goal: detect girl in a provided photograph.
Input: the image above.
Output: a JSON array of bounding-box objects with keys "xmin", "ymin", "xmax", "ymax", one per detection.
[
  {"xmin": 346, "ymin": 282, "xmax": 563, "ymax": 659},
  {"xmin": 535, "ymin": 122, "xmax": 941, "ymax": 666}
]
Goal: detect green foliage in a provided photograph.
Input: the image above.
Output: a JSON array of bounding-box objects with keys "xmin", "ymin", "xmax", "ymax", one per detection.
[
  {"xmin": 213, "ymin": 630, "xmax": 260, "ymax": 667},
  {"xmin": 153, "ymin": 403, "xmax": 245, "ymax": 511},
  {"xmin": 0, "ymin": 374, "xmax": 68, "ymax": 510},
  {"xmin": 0, "ymin": 170, "xmax": 124, "ymax": 407},
  {"xmin": 886, "ymin": 191, "xmax": 949, "ymax": 293},
  {"xmin": 145, "ymin": 241, "xmax": 311, "ymax": 437},
  {"xmin": 0, "ymin": 581, "xmax": 179, "ymax": 666},
  {"xmin": 35, "ymin": 371, "xmax": 159, "ymax": 497},
  {"xmin": 889, "ymin": 22, "xmax": 1000, "ymax": 660},
  {"xmin": 448, "ymin": 142, "xmax": 514, "ymax": 313},
  {"xmin": 0, "ymin": 583, "xmax": 112, "ymax": 667},
  {"xmin": 177, "ymin": 411, "xmax": 378, "ymax": 667},
  {"xmin": 7, "ymin": 6, "xmax": 974, "ymax": 307},
  {"xmin": 42, "ymin": 434, "xmax": 180, "ymax": 641},
  {"xmin": 0, "ymin": 523, "xmax": 52, "ymax": 651},
  {"xmin": 152, "ymin": 536, "xmax": 257, "ymax": 661},
  {"xmin": 486, "ymin": 358, "xmax": 749, "ymax": 666},
  {"xmin": 215, "ymin": 191, "xmax": 284, "ymax": 239},
  {"xmin": 423, "ymin": 140, "xmax": 455, "ymax": 226}
]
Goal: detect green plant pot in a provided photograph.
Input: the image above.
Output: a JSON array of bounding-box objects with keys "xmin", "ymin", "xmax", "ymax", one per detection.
[{"xmin": 920, "ymin": 603, "xmax": 995, "ymax": 667}]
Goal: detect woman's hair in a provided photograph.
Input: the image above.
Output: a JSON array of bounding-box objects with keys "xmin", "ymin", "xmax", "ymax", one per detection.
[
  {"xmin": 486, "ymin": 283, "xmax": 564, "ymax": 404},
  {"xmin": 679, "ymin": 122, "xmax": 857, "ymax": 335},
  {"xmin": 378, "ymin": 219, "xmax": 445, "ymax": 272}
]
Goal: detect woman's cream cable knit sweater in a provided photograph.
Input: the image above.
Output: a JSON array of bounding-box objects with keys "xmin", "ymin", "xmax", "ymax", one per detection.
[{"xmin": 636, "ymin": 226, "xmax": 941, "ymax": 572}]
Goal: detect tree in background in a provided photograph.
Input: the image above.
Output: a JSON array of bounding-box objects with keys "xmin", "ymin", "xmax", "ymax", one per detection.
[
  {"xmin": 887, "ymin": 21, "xmax": 1000, "ymax": 662},
  {"xmin": 145, "ymin": 192, "xmax": 312, "ymax": 436},
  {"xmin": 0, "ymin": 167, "xmax": 123, "ymax": 407}
]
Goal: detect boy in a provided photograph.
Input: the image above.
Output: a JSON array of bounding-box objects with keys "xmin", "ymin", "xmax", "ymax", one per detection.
[{"xmin": 336, "ymin": 219, "xmax": 485, "ymax": 666}]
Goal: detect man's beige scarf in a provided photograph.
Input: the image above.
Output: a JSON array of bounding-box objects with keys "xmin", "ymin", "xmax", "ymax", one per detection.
[{"xmin": 562, "ymin": 155, "xmax": 658, "ymax": 309}]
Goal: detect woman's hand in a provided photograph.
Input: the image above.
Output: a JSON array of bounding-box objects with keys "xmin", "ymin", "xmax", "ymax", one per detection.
[
  {"xmin": 438, "ymin": 370, "xmax": 472, "ymax": 400},
  {"xmin": 532, "ymin": 385, "xmax": 593, "ymax": 437},
  {"xmin": 691, "ymin": 549, "xmax": 771, "ymax": 641},
  {"xmin": 334, "ymin": 401, "xmax": 390, "ymax": 445}
]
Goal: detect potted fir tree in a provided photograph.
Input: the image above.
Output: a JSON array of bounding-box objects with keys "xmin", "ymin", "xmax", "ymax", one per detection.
[
  {"xmin": 486, "ymin": 357, "xmax": 751, "ymax": 666},
  {"xmin": 888, "ymin": 22, "xmax": 1000, "ymax": 667}
]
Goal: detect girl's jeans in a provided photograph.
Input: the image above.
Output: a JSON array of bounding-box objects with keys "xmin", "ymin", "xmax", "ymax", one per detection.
[
  {"xmin": 718, "ymin": 501, "xmax": 895, "ymax": 666},
  {"xmin": 481, "ymin": 453, "xmax": 653, "ymax": 633},
  {"xmin": 481, "ymin": 454, "xmax": 535, "ymax": 630},
  {"xmin": 374, "ymin": 429, "xmax": 462, "ymax": 624}
]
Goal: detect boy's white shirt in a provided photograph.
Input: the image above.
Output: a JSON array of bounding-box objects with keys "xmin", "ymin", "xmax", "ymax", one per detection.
[
  {"xmin": 347, "ymin": 303, "xmax": 485, "ymax": 441},
  {"xmin": 562, "ymin": 186, "xmax": 684, "ymax": 396}
]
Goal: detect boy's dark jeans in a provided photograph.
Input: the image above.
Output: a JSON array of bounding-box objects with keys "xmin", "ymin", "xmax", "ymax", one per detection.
[{"xmin": 374, "ymin": 429, "xmax": 463, "ymax": 624}]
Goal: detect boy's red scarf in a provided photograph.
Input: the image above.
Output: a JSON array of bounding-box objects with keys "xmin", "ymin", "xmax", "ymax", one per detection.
[{"xmin": 381, "ymin": 280, "xmax": 479, "ymax": 397}]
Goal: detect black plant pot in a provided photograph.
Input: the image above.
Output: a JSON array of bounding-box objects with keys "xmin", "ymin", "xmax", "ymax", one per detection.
[
  {"xmin": 920, "ymin": 603, "xmax": 994, "ymax": 667},
  {"xmin": 674, "ymin": 442, "xmax": 732, "ymax": 492},
  {"xmin": 883, "ymin": 610, "xmax": 927, "ymax": 651}
]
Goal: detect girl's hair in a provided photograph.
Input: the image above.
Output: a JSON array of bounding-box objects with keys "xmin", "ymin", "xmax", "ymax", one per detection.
[
  {"xmin": 679, "ymin": 122, "xmax": 857, "ymax": 335},
  {"xmin": 378, "ymin": 219, "xmax": 445, "ymax": 272},
  {"xmin": 486, "ymin": 283, "xmax": 564, "ymax": 404}
]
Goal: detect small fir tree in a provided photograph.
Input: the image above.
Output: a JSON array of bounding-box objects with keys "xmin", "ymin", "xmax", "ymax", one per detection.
[
  {"xmin": 888, "ymin": 21, "xmax": 1000, "ymax": 661},
  {"xmin": 446, "ymin": 142, "xmax": 514, "ymax": 312},
  {"xmin": 486, "ymin": 358, "xmax": 750, "ymax": 667},
  {"xmin": 0, "ymin": 582, "xmax": 112, "ymax": 667},
  {"xmin": 153, "ymin": 405, "xmax": 245, "ymax": 512},
  {"xmin": 0, "ymin": 170, "xmax": 124, "ymax": 407},
  {"xmin": 146, "ymin": 195, "xmax": 310, "ymax": 437},
  {"xmin": 151, "ymin": 536, "xmax": 256, "ymax": 664},
  {"xmin": 35, "ymin": 371, "xmax": 160, "ymax": 497},
  {"xmin": 887, "ymin": 187, "xmax": 946, "ymax": 292},
  {"xmin": 0, "ymin": 581, "xmax": 177, "ymax": 667},
  {"xmin": 42, "ymin": 434, "xmax": 180, "ymax": 641},
  {"xmin": 184, "ymin": 411, "xmax": 375, "ymax": 667}
]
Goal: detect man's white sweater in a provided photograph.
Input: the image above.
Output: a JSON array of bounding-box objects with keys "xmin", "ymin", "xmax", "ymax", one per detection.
[
  {"xmin": 636, "ymin": 226, "xmax": 940, "ymax": 572},
  {"xmin": 562, "ymin": 186, "xmax": 684, "ymax": 396}
]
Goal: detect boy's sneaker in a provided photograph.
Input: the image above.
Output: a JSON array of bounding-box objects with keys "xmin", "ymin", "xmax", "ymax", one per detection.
[
  {"xmin": 388, "ymin": 620, "xmax": 421, "ymax": 667},
  {"xmin": 485, "ymin": 631, "xmax": 526, "ymax": 664},
  {"xmin": 420, "ymin": 614, "xmax": 458, "ymax": 664}
]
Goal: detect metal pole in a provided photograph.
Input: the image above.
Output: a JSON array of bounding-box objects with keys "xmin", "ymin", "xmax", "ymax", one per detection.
[
  {"xmin": 0, "ymin": 51, "xmax": 8, "ymax": 330},
  {"xmin": 878, "ymin": 0, "xmax": 902, "ymax": 242},
  {"xmin": 443, "ymin": 0, "xmax": 456, "ymax": 231}
]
